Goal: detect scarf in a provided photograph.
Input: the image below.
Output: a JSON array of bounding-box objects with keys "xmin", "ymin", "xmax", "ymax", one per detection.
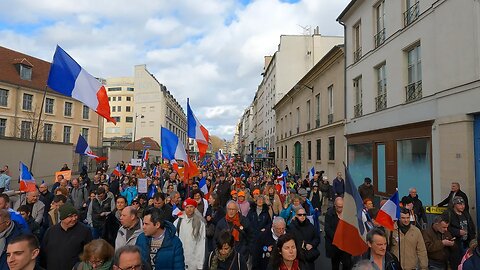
[
  {"xmin": 225, "ymin": 213, "xmax": 242, "ymax": 241},
  {"xmin": 210, "ymin": 248, "xmax": 234, "ymax": 270},
  {"xmin": 398, "ymin": 222, "xmax": 410, "ymax": 235},
  {"xmin": 279, "ymin": 259, "xmax": 299, "ymax": 270},
  {"xmin": 0, "ymin": 221, "xmax": 14, "ymax": 256},
  {"xmin": 81, "ymin": 259, "xmax": 113, "ymax": 270}
]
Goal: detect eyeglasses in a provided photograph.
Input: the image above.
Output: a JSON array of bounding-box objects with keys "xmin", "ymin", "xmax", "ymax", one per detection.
[
  {"xmin": 117, "ymin": 264, "xmax": 143, "ymax": 270},
  {"xmin": 89, "ymin": 259, "xmax": 104, "ymax": 267},
  {"xmin": 297, "ymin": 213, "xmax": 307, "ymax": 217}
]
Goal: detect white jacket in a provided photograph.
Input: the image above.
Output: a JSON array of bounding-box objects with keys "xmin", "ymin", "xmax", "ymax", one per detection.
[
  {"xmin": 173, "ymin": 214, "xmax": 206, "ymax": 270},
  {"xmin": 115, "ymin": 218, "xmax": 143, "ymax": 250}
]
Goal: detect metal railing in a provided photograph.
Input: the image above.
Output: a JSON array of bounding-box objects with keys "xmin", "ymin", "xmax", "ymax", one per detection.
[
  {"xmin": 353, "ymin": 47, "xmax": 362, "ymax": 62},
  {"xmin": 374, "ymin": 28, "xmax": 386, "ymax": 48},
  {"xmin": 405, "ymin": 81, "xmax": 422, "ymax": 103},
  {"xmin": 307, "ymin": 123, "xmax": 310, "ymax": 131},
  {"xmin": 404, "ymin": 2, "xmax": 419, "ymax": 26},
  {"xmin": 327, "ymin": 114, "xmax": 333, "ymax": 124},
  {"xmin": 354, "ymin": 103, "xmax": 363, "ymax": 118},
  {"xmin": 375, "ymin": 93, "xmax": 387, "ymax": 111},
  {"xmin": 315, "ymin": 118, "xmax": 320, "ymax": 128}
]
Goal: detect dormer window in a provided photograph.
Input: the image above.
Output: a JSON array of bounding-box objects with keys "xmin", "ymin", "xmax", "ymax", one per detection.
[{"xmin": 20, "ymin": 65, "xmax": 32, "ymax": 80}]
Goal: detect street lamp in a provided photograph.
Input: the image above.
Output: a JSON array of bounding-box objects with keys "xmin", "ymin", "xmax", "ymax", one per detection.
[{"xmin": 132, "ymin": 113, "xmax": 144, "ymax": 159}]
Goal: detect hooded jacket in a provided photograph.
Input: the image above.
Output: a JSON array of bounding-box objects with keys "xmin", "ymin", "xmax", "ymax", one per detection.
[{"xmin": 115, "ymin": 218, "xmax": 143, "ymax": 250}]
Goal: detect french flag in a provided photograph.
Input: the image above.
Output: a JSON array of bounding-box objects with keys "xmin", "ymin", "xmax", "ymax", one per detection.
[
  {"xmin": 171, "ymin": 159, "xmax": 180, "ymax": 172},
  {"xmin": 112, "ymin": 166, "xmax": 121, "ymax": 177},
  {"xmin": 199, "ymin": 177, "xmax": 209, "ymax": 196},
  {"xmin": 279, "ymin": 171, "xmax": 288, "ymax": 195},
  {"xmin": 19, "ymin": 162, "xmax": 36, "ymax": 192},
  {"xmin": 187, "ymin": 100, "xmax": 209, "ymax": 159},
  {"xmin": 375, "ymin": 190, "xmax": 400, "ymax": 231},
  {"xmin": 47, "ymin": 45, "xmax": 116, "ymax": 124},
  {"xmin": 172, "ymin": 204, "xmax": 182, "ymax": 217},
  {"xmin": 142, "ymin": 149, "xmax": 149, "ymax": 162},
  {"xmin": 309, "ymin": 166, "xmax": 315, "ymax": 181},
  {"xmin": 161, "ymin": 127, "xmax": 187, "ymax": 162},
  {"xmin": 333, "ymin": 169, "xmax": 368, "ymax": 256},
  {"xmin": 75, "ymin": 134, "xmax": 99, "ymax": 159}
]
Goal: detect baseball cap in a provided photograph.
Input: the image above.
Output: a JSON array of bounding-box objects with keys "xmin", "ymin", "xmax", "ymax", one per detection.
[
  {"xmin": 238, "ymin": 191, "xmax": 246, "ymax": 197},
  {"xmin": 453, "ymin": 196, "xmax": 465, "ymax": 205}
]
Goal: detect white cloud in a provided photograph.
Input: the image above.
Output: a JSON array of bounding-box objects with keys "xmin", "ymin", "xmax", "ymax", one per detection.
[{"xmin": 0, "ymin": 0, "xmax": 351, "ymax": 139}]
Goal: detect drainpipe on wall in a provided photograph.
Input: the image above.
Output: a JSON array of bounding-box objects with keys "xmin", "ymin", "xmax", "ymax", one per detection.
[{"xmin": 339, "ymin": 20, "xmax": 348, "ymax": 169}]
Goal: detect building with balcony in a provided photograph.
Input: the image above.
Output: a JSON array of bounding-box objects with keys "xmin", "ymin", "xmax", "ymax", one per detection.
[
  {"xmin": 133, "ymin": 65, "xmax": 186, "ymax": 150},
  {"xmin": 251, "ymin": 30, "xmax": 344, "ymax": 164},
  {"xmin": 103, "ymin": 77, "xmax": 135, "ymax": 140},
  {"xmin": 0, "ymin": 46, "xmax": 102, "ymax": 180},
  {"xmin": 274, "ymin": 45, "xmax": 345, "ymax": 178},
  {"xmin": 338, "ymin": 0, "xmax": 480, "ymax": 206}
]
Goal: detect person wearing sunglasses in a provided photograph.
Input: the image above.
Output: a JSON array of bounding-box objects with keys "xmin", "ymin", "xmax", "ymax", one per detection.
[{"xmin": 286, "ymin": 208, "xmax": 320, "ymax": 270}]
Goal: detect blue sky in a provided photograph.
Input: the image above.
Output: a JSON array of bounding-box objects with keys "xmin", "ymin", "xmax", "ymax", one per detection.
[{"xmin": 0, "ymin": 0, "xmax": 350, "ymax": 139}]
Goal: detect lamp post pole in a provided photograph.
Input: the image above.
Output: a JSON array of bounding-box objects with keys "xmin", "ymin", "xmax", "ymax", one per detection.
[{"xmin": 132, "ymin": 113, "xmax": 144, "ymax": 159}]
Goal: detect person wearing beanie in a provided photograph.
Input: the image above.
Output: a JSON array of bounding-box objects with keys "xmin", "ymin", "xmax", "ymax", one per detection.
[
  {"xmin": 40, "ymin": 203, "xmax": 93, "ymax": 270},
  {"xmin": 173, "ymin": 198, "xmax": 206, "ymax": 270}
]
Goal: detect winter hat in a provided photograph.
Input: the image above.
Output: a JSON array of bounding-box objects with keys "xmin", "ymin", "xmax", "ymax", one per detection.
[
  {"xmin": 59, "ymin": 203, "xmax": 78, "ymax": 220},
  {"xmin": 183, "ymin": 198, "xmax": 198, "ymax": 208},
  {"xmin": 453, "ymin": 196, "xmax": 465, "ymax": 205}
]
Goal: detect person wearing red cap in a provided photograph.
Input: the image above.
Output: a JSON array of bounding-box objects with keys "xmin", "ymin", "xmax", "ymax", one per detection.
[{"xmin": 173, "ymin": 198, "xmax": 206, "ymax": 270}]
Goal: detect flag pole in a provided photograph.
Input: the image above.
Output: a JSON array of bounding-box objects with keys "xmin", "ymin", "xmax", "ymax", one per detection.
[{"xmin": 29, "ymin": 85, "xmax": 48, "ymax": 172}]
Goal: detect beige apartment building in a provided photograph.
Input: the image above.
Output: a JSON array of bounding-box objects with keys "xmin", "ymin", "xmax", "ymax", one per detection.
[
  {"xmin": 104, "ymin": 77, "xmax": 135, "ymax": 139},
  {"xmin": 0, "ymin": 46, "xmax": 102, "ymax": 180},
  {"xmin": 274, "ymin": 45, "xmax": 345, "ymax": 179},
  {"xmin": 338, "ymin": 0, "xmax": 480, "ymax": 206}
]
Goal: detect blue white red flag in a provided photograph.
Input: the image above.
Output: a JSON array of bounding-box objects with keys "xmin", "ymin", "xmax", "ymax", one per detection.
[
  {"xmin": 142, "ymin": 149, "xmax": 149, "ymax": 162},
  {"xmin": 375, "ymin": 190, "xmax": 400, "ymax": 231},
  {"xmin": 172, "ymin": 204, "xmax": 182, "ymax": 217},
  {"xmin": 333, "ymin": 168, "xmax": 368, "ymax": 256},
  {"xmin": 75, "ymin": 134, "xmax": 99, "ymax": 159},
  {"xmin": 161, "ymin": 127, "xmax": 187, "ymax": 162},
  {"xmin": 187, "ymin": 100, "xmax": 209, "ymax": 159},
  {"xmin": 280, "ymin": 170, "xmax": 288, "ymax": 195},
  {"xmin": 19, "ymin": 162, "xmax": 36, "ymax": 192},
  {"xmin": 199, "ymin": 177, "xmax": 209, "ymax": 195},
  {"xmin": 112, "ymin": 166, "xmax": 121, "ymax": 177},
  {"xmin": 47, "ymin": 45, "xmax": 116, "ymax": 124},
  {"xmin": 309, "ymin": 166, "xmax": 315, "ymax": 181}
]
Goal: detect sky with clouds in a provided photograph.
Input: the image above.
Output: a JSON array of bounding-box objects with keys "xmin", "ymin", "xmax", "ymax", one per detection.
[{"xmin": 0, "ymin": 0, "xmax": 350, "ymax": 139}]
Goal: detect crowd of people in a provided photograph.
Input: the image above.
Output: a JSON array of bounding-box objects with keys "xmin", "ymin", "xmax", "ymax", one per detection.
[{"xmin": 0, "ymin": 160, "xmax": 478, "ymax": 270}]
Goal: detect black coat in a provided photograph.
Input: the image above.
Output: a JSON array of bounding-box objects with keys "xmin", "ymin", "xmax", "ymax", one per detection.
[
  {"xmin": 205, "ymin": 205, "xmax": 226, "ymax": 252},
  {"xmin": 246, "ymin": 203, "xmax": 272, "ymax": 233},
  {"xmin": 410, "ymin": 195, "xmax": 427, "ymax": 224},
  {"xmin": 359, "ymin": 250, "xmax": 402, "ymax": 270},
  {"xmin": 438, "ymin": 189, "xmax": 469, "ymax": 210},
  {"xmin": 251, "ymin": 226, "xmax": 276, "ymax": 270},
  {"xmin": 324, "ymin": 207, "xmax": 339, "ymax": 258},
  {"xmin": 204, "ymin": 250, "xmax": 247, "ymax": 270},
  {"xmin": 102, "ymin": 210, "xmax": 121, "ymax": 247},
  {"xmin": 287, "ymin": 218, "xmax": 320, "ymax": 270},
  {"xmin": 214, "ymin": 215, "xmax": 254, "ymax": 259}
]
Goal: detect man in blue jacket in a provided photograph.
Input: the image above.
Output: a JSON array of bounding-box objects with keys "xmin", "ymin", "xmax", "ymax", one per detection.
[{"xmin": 136, "ymin": 208, "xmax": 184, "ymax": 270}]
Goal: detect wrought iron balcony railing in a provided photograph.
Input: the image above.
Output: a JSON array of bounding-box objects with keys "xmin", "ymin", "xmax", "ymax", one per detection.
[
  {"xmin": 374, "ymin": 28, "xmax": 386, "ymax": 48},
  {"xmin": 353, "ymin": 47, "xmax": 362, "ymax": 62},
  {"xmin": 354, "ymin": 103, "xmax": 363, "ymax": 118},
  {"xmin": 375, "ymin": 93, "xmax": 387, "ymax": 111},
  {"xmin": 405, "ymin": 81, "xmax": 422, "ymax": 103},
  {"xmin": 327, "ymin": 114, "xmax": 333, "ymax": 124},
  {"xmin": 404, "ymin": 2, "xmax": 419, "ymax": 26}
]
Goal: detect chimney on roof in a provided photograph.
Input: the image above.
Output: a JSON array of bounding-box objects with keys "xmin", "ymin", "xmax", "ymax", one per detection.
[{"xmin": 314, "ymin": 26, "xmax": 320, "ymax": 35}]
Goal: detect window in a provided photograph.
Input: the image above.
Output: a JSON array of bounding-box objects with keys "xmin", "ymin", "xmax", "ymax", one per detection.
[
  {"xmin": 281, "ymin": 146, "xmax": 284, "ymax": 159},
  {"xmin": 307, "ymin": 141, "xmax": 312, "ymax": 160},
  {"xmin": 375, "ymin": 1, "xmax": 386, "ymax": 47},
  {"xmin": 126, "ymin": 117, "xmax": 133, "ymax": 123},
  {"xmin": 64, "ymin": 102, "xmax": 72, "ymax": 117},
  {"xmin": 44, "ymin": 123, "xmax": 53, "ymax": 141},
  {"xmin": 316, "ymin": 139, "xmax": 321, "ymax": 160},
  {"xmin": 126, "ymin": 106, "xmax": 131, "ymax": 112},
  {"xmin": 106, "ymin": 127, "xmax": 120, "ymax": 134},
  {"xmin": 118, "ymin": 96, "xmax": 122, "ymax": 101},
  {"xmin": 328, "ymin": 137, "xmax": 335, "ymax": 160},
  {"xmin": 306, "ymin": 100, "xmax": 311, "ymax": 130},
  {"xmin": 112, "ymin": 97, "xmax": 116, "ymax": 101},
  {"xmin": 20, "ymin": 65, "xmax": 32, "ymax": 80},
  {"xmin": 354, "ymin": 77, "xmax": 363, "ymax": 117},
  {"xmin": 404, "ymin": 0, "xmax": 420, "ymax": 26},
  {"xmin": 296, "ymin": 107, "xmax": 300, "ymax": 134},
  {"xmin": 285, "ymin": 145, "xmax": 287, "ymax": 159},
  {"xmin": 81, "ymin": 128, "xmax": 89, "ymax": 142},
  {"xmin": 112, "ymin": 106, "xmax": 116, "ymax": 112},
  {"xmin": 0, "ymin": 89, "xmax": 8, "ymax": 107},
  {"xmin": 376, "ymin": 63, "xmax": 387, "ymax": 111},
  {"xmin": 45, "ymin": 98, "xmax": 54, "ymax": 114},
  {"xmin": 20, "ymin": 121, "xmax": 31, "ymax": 139},
  {"xmin": 117, "ymin": 106, "xmax": 121, "ymax": 112},
  {"xmin": 127, "ymin": 87, "xmax": 134, "ymax": 91},
  {"xmin": 82, "ymin": 105, "xmax": 90, "ymax": 119},
  {"xmin": 63, "ymin": 126, "xmax": 71, "ymax": 143},
  {"xmin": 353, "ymin": 22, "xmax": 362, "ymax": 62},
  {"xmin": 0, "ymin": 118, "xmax": 6, "ymax": 137},
  {"xmin": 23, "ymin": 94, "xmax": 33, "ymax": 111},
  {"xmin": 113, "ymin": 116, "xmax": 121, "ymax": 123},
  {"xmin": 126, "ymin": 97, "xmax": 132, "ymax": 101},
  {"xmin": 108, "ymin": 87, "xmax": 121, "ymax": 91},
  {"xmin": 108, "ymin": 97, "xmax": 111, "ymax": 101},
  {"xmin": 315, "ymin": 94, "xmax": 320, "ymax": 128},
  {"xmin": 406, "ymin": 44, "xmax": 422, "ymax": 102},
  {"xmin": 328, "ymin": 85, "xmax": 334, "ymax": 124}
]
